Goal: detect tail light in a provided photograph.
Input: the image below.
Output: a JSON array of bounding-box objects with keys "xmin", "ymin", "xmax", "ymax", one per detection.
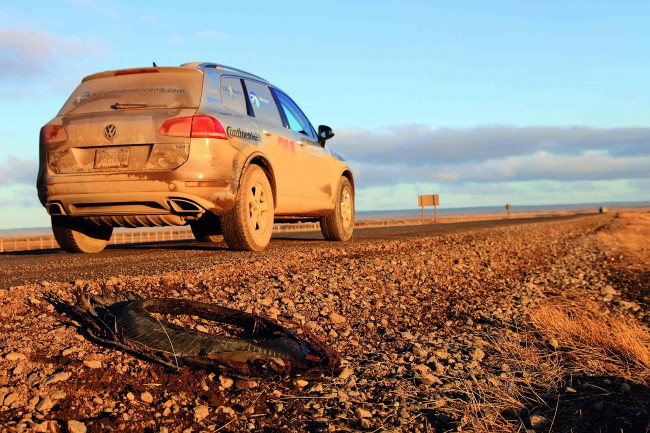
[
  {"xmin": 190, "ymin": 116, "xmax": 228, "ymax": 139},
  {"xmin": 42, "ymin": 124, "xmax": 67, "ymax": 144},
  {"xmin": 160, "ymin": 115, "xmax": 227, "ymax": 139},
  {"xmin": 159, "ymin": 116, "xmax": 192, "ymax": 137}
]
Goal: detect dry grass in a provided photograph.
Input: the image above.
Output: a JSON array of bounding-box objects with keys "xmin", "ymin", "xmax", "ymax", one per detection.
[
  {"xmin": 445, "ymin": 301, "xmax": 650, "ymax": 432},
  {"xmin": 597, "ymin": 211, "xmax": 650, "ymax": 271},
  {"xmin": 529, "ymin": 302, "xmax": 650, "ymax": 382},
  {"xmin": 446, "ymin": 332, "xmax": 564, "ymax": 432}
]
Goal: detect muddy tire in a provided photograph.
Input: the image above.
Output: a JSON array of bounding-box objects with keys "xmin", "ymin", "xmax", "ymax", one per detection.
[
  {"xmin": 52, "ymin": 216, "xmax": 113, "ymax": 253},
  {"xmin": 320, "ymin": 177, "xmax": 354, "ymax": 241},
  {"xmin": 221, "ymin": 165, "xmax": 274, "ymax": 251},
  {"xmin": 190, "ymin": 212, "xmax": 223, "ymax": 243}
]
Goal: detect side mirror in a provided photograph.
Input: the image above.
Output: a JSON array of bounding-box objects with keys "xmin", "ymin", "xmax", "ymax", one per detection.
[{"xmin": 318, "ymin": 125, "xmax": 335, "ymax": 146}]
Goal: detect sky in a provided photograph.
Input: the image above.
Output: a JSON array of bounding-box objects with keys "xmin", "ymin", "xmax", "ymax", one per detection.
[{"xmin": 0, "ymin": 0, "xmax": 648, "ymax": 228}]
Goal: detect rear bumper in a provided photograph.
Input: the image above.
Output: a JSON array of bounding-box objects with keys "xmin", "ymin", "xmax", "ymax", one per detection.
[
  {"xmin": 37, "ymin": 134, "xmax": 247, "ymax": 224},
  {"xmin": 40, "ymin": 178, "xmax": 237, "ymax": 222}
]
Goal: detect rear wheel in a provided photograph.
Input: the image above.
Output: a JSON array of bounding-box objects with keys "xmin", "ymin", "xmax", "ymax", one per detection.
[
  {"xmin": 190, "ymin": 212, "xmax": 223, "ymax": 243},
  {"xmin": 221, "ymin": 165, "xmax": 274, "ymax": 251},
  {"xmin": 52, "ymin": 216, "xmax": 113, "ymax": 253},
  {"xmin": 320, "ymin": 177, "xmax": 354, "ymax": 241}
]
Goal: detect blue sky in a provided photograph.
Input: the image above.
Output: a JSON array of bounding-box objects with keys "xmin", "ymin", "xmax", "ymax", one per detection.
[{"xmin": 1, "ymin": 0, "xmax": 649, "ymax": 228}]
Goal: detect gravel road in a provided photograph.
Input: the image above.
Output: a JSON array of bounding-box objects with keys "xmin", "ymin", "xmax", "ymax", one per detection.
[
  {"xmin": 0, "ymin": 214, "xmax": 648, "ymax": 433},
  {"xmin": 1, "ymin": 216, "xmax": 579, "ymax": 289}
]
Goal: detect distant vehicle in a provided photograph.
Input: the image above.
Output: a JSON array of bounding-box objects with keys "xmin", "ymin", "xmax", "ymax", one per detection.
[{"xmin": 37, "ymin": 62, "xmax": 354, "ymax": 253}]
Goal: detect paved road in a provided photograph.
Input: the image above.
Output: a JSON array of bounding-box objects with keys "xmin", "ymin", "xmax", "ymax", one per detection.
[{"xmin": 0, "ymin": 214, "xmax": 592, "ymax": 289}]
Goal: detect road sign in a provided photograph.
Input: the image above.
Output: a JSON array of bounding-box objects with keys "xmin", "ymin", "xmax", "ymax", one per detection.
[
  {"xmin": 418, "ymin": 194, "xmax": 440, "ymax": 223},
  {"xmin": 418, "ymin": 194, "xmax": 440, "ymax": 207}
]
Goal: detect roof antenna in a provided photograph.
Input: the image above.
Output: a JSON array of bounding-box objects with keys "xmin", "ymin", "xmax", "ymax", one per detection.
[{"xmin": 153, "ymin": 62, "xmax": 157, "ymax": 67}]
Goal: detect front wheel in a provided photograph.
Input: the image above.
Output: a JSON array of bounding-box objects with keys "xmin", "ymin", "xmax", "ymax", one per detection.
[
  {"xmin": 221, "ymin": 165, "xmax": 274, "ymax": 251},
  {"xmin": 52, "ymin": 216, "xmax": 113, "ymax": 253},
  {"xmin": 320, "ymin": 177, "xmax": 354, "ymax": 241}
]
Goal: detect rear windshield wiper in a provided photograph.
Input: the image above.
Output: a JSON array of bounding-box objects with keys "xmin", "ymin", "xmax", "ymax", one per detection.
[{"xmin": 110, "ymin": 102, "xmax": 169, "ymax": 110}]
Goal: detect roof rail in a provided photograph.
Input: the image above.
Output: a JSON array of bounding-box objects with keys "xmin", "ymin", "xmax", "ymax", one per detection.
[{"xmin": 181, "ymin": 62, "xmax": 267, "ymax": 82}]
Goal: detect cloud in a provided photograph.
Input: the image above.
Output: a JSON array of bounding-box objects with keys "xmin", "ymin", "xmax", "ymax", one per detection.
[
  {"xmin": 0, "ymin": 184, "xmax": 41, "ymax": 208},
  {"xmin": 0, "ymin": 29, "xmax": 99, "ymax": 81},
  {"xmin": 467, "ymin": 151, "xmax": 649, "ymax": 182},
  {"xmin": 0, "ymin": 30, "xmax": 55, "ymax": 79},
  {"xmin": 0, "ymin": 155, "xmax": 38, "ymax": 186},
  {"xmin": 336, "ymin": 125, "xmax": 650, "ymax": 187},
  {"xmin": 338, "ymin": 125, "xmax": 650, "ymax": 161},
  {"xmin": 0, "ymin": 181, "xmax": 47, "ymax": 228}
]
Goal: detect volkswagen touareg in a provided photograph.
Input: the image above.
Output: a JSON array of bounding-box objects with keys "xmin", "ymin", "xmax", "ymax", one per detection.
[{"xmin": 37, "ymin": 62, "xmax": 354, "ymax": 253}]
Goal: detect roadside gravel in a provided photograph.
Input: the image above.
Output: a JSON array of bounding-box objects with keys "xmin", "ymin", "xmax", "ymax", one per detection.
[{"xmin": 0, "ymin": 214, "xmax": 647, "ymax": 432}]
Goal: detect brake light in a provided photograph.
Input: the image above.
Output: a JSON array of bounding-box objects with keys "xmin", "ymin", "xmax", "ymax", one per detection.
[
  {"xmin": 114, "ymin": 68, "xmax": 159, "ymax": 76},
  {"xmin": 42, "ymin": 124, "xmax": 67, "ymax": 144},
  {"xmin": 160, "ymin": 116, "xmax": 227, "ymax": 139}
]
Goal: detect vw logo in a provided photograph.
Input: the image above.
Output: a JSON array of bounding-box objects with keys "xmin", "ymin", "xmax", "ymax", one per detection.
[{"xmin": 103, "ymin": 124, "xmax": 117, "ymax": 140}]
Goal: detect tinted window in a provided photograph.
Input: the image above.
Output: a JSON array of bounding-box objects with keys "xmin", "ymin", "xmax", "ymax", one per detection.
[
  {"xmin": 273, "ymin": 89, "xmax": 316, "ymax": 140},
  {"xmin": 244, "ymin": 80, "xmax": 282, "ymax": 126},
  {"xmin": 220, "ymin": 77, "xmax": 246, "ymax": 115}
]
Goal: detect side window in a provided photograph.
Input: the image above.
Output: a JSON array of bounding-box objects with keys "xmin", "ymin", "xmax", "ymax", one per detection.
[
  {"xmin": 272, "ymin": 89, "xmax": 317, "ymax": 141},
  {"xmin": 244, "ymin": 80, "xmax": 282, "ymax": 126},
  {"xmin": 220, "ymin": 77, "xmax": 246, "ymax": 115}
]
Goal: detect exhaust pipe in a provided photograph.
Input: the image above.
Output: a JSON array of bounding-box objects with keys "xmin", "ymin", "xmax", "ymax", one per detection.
[
  {"xmin": 48, "ymin": 202, "xmax": 66, "ymax": 215},
  {"xmin": 168, "ymin": 198, "xmax": 203, "ymax": 214}
]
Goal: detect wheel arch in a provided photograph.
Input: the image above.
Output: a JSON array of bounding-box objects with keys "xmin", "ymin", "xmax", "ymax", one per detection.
[
  {"xmin": 341, "ymin": 169, "xmax": 355, "ymax": 194},
  {"xmin": 242, "ymin": 153, "xmax": 277, "ymax": 208}
]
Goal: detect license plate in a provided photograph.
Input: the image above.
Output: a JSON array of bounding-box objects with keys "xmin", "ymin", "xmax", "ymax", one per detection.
[{"xmin": 95, "ymin": 148, "xmax": 129, "ymax": 169}]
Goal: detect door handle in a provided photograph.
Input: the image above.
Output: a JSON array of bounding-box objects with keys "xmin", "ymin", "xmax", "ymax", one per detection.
[
  {"xmin": 262, "ymin": 130, "xmax": 273, "ymax": 137},
  {"xmin": 297, "ymin": 139, "xmax": 307, "ymax": 146}
]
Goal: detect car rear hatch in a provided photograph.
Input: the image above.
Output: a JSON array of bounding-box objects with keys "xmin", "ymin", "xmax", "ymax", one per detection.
[{"xmin": 45, "ymin": 67, "xmax": 203, "ymax": 174}]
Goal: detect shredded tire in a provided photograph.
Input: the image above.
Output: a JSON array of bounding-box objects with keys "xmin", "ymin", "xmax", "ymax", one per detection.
[{"xmin": 71, "ymin": 290, "xmax": 338, "ymax": 376}]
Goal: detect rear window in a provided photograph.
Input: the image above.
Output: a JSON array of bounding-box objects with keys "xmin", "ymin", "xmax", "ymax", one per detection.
[{"xmin": 58, "ymin": 68, "xmax": 203, "ymax": 115}]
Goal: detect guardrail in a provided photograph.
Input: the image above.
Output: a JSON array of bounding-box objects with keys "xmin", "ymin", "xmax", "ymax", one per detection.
[
  {"xmin": 0, "ymin": 236, "xmax": 59, "ymax": 252},
  {"xmin": 0, "ymin": 227, "xmax": 197, "ymax": 253}
]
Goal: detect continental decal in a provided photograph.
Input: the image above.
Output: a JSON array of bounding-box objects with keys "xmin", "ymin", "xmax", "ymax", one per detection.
[{"xmin": 226, "ymin": 127, "xmax": 261, "ymax": 142}]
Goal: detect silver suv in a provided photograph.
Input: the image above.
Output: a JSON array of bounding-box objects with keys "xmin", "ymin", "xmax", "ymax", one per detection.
[{"xmin": 37, "ymin": 62, "xmax": 354, "ymax": 253}]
